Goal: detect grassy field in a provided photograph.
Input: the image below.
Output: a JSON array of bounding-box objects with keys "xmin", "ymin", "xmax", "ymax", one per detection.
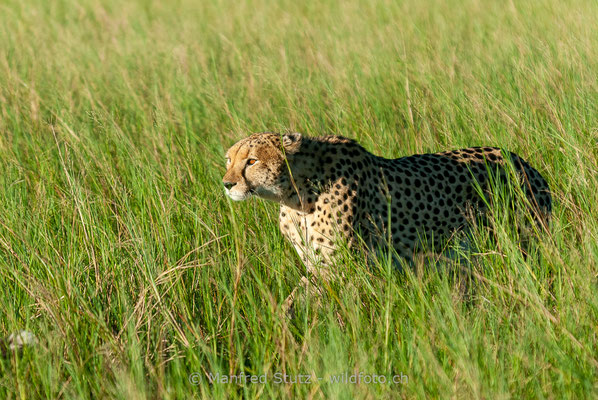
[{"xmin": 1, "ymin": 0, "xmax": 597, "ymax": 398}]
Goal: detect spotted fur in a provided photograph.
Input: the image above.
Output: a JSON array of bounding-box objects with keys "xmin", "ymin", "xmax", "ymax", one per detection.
[{"xmin": 223, "ymin": 132, "xmax": 552, "ymax": 279}]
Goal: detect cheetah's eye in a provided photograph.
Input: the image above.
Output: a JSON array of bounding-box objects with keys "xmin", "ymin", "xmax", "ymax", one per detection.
[{"xmin": 247, "ymin": 158, "xmax": 258, "ymax": 166}]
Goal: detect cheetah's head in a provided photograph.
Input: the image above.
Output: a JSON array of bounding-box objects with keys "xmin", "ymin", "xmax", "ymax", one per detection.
[{"xmin": 222, "ymin": 132, "xmax": 302, "ymax": 202}]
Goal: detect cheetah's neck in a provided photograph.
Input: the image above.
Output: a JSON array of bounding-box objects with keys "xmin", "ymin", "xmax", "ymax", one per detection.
[{"xmin": 278, "ymin": 137, "xmax": 372, "ymax": 213}]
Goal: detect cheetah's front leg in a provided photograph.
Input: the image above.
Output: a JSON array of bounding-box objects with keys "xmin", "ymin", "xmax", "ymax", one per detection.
[
  {"xmin": 281, "ymin": 276, "xmax": 311, "ymax": 317},
  {"xmin": 281, "ymin": 254, "xmax": 329, "ymax": 318}
]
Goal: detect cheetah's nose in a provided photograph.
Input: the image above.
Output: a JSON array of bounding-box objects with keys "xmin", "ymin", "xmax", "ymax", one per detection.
[{"xmin": 223, "ymin": 181, "xmax": 235, "ymax": 190}]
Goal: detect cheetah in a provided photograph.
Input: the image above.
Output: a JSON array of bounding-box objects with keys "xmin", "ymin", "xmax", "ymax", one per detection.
[{"xmin": 222, "ymin": 132, "xmax": 552, "ymax": 305}]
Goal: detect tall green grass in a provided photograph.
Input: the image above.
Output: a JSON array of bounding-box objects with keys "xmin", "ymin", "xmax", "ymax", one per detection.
[{"xmin": 0, "ymin": 0, "xmax": 597, "ymax": 397}]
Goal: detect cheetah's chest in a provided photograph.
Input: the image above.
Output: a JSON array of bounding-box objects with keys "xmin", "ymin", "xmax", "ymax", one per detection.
[{"xmin": 278, "ymin": 189, "xmax": 356, "ymax": 267}]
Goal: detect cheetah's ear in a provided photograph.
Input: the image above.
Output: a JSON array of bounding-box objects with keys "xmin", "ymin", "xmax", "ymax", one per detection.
[{"xmin": 281, "ymin": 132, "xmax": 302, "ymax": 154}]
